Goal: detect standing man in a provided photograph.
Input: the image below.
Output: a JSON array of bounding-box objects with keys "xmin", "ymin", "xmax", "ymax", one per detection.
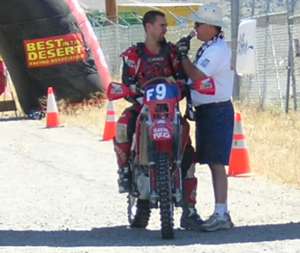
[
  {"xmin": 176, "ymin": 3, "xmax": 235, "ymax": 232},
  {"xmin": 114, "ymin": 10, "xmax": 203, "ymax": 230}
]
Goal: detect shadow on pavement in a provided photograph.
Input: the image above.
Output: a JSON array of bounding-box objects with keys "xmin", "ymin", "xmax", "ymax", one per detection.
[
  {"xmin": 0, "ymin": 116, "xmax": 28, "ymax": 122},
  {"xmin": 0, "ymin": 222, "xmax": 299, "ymax": 247}
]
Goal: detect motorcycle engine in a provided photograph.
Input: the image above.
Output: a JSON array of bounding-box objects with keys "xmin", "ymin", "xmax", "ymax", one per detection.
[{"xmin": 136, "ymin": 172, "xmax": 150, "ymax": 200}]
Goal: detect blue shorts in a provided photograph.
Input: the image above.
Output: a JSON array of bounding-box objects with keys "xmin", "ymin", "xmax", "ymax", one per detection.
[{"xmin": 195, "ymin": 100, "xmax": 234, "ymax": 165}]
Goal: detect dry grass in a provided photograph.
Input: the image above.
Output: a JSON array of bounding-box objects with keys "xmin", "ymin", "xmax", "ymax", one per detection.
[
  {"xmin": 236, "ymin": 103, "xmax": 300, "ymax": 188},
  {"xmin": 60, "ymin": 99, "xmax": 131, "ymax": 138},
  {"xmin": 60, "ymin": 100, "xmax": 300, "ymax": 188}
]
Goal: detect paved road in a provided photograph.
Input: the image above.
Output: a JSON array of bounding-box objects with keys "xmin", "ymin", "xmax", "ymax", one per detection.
[{"xmin": 0, "ymin": 120, "xmax": 299, "ymax": 253}]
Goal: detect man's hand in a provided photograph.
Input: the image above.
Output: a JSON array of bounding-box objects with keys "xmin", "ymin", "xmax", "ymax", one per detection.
[{"xmin": 176, "ymin": 37, "xmax": 190, "ymax": 60}]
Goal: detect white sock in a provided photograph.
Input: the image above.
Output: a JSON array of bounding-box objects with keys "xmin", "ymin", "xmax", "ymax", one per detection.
[{"xmin": 214, "ymin": 203, "xmax": 228, "ymax": 217}]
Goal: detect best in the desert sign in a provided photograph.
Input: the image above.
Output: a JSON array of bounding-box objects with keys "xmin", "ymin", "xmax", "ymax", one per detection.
[{"xmin": 24, "ymin": 33, "xmax": 87, "ymax": 68}]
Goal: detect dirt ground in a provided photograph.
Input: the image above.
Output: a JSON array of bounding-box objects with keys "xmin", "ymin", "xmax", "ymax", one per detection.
[{"xmin": 0, "ymin": 120, "xmax": 299, "ymax": 253}]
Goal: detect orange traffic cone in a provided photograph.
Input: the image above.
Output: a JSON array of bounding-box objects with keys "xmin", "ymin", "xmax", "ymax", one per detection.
[
  {"xmin": 228, "ymin": 113, "xmax": 251, "ymax": 177},
  {"xmin": 102, "ymin": 101, "xmax": 116, "ymax": 141},
  {"xmin": 46, "ymin": 87, "xmax": 60, "ymax": 128}
]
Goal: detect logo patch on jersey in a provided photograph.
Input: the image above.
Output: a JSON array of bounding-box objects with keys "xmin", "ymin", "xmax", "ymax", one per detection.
[
  {"xmin": 116, "ymin": 123, "xmax": 128, "ymax": 143},
  {"xmin": 193, "ymin": 77, "xmax": 216, "ymax": 95},
  {"xmin": 200, "ymin": 58, "xmax": 210, "ymax": 68},
  {"xmin": 147, "ymin": 56, "xmax": 164, "ymax": 63},
  {"xmin": 125, "ymin": 59, "xmax": 135, "ymax": 68}
]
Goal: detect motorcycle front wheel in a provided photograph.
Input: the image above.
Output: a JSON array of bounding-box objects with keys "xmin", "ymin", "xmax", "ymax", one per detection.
[{"xmin": 157, "ymin": 153, "xmax": 174, "ymax": 239}]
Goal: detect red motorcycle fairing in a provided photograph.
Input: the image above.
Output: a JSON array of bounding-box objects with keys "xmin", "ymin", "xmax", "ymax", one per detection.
[
  {"xmin": 106, "ymin": 82, "xmax": 129, "ymax": 100},
  {"xmin": 143, "ymin": 81, "xmax": 180, "ymax": 154},
  {"xmin": 107, "ymin": 81, "xmax": 139, "ymax": 101}
]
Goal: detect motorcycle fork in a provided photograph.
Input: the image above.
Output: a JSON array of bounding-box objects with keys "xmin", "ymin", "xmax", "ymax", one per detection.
[
  {"xmin": 173, "ymin": 165, "xmax": 183, "ymax": 207},
  {"xmin": 149, "ymin": 163, "xmax": 159, "ymax": 208},
  {"xmin": 173, "ymin": 120, "xmax": 183, "ymax": 206},
  {"xmin": 146, "ymin": 131, "xmax": 158, "ymax": 207}
]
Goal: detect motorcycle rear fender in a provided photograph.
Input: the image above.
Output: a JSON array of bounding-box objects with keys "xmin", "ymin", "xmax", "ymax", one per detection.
[{"xmin": 155, "ymin": 140, "xmax": 174, "ymax": 154}]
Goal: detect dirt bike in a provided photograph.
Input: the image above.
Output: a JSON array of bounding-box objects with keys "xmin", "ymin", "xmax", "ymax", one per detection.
[{"xmin": 107, "ymin": 78, "xmax": 188, "ymax": 239}]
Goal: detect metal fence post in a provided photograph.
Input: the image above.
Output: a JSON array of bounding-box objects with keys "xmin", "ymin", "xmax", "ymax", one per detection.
[
  {"xmin": 290, "ymin": 1, "xmax": 298, "ymax": 111},
  {"xmin": 105, "ymin": 0, "xmax": 118, "ymax": 23},
  {"xmin": 251, "ymin": 0, "xmax": 256, "ymax": 16},
  {"xmin": 285, "ymin": 0, "xmax": 298, "ymax": 112},
  {"xmin": 231, "ymin": 0, "xmax": 240, "ymax": 100},
  {"xmin": 260, "ymin": 0, "xmax": 271, "ymax": 110}
]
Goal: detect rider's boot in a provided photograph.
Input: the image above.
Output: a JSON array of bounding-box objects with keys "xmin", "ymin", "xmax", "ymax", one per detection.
[
  {"xmin": 117, "ymin": 166, "xmax": 130, "ymax": 193},
  {"xmin": 180, "ymin": 177, "xmax": 204, "ymax": 231},
  {"xmin": 114, "ymin": 140, "xmax": 131, "ymax": 194}
]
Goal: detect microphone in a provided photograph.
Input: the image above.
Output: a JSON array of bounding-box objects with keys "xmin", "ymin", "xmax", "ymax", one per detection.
[
  {"xmin": 186, "ymin": 30, "xmax": 196, "ymax": 41},
  {"xmin": 176, "ymin": 30, "xmax": 195, "ymax": 61}
]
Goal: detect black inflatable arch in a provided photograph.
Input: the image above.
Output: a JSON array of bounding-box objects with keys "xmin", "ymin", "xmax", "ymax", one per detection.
[{"xmin": 0, "ymin": 0, "xmax": 110, "ymax": 114}]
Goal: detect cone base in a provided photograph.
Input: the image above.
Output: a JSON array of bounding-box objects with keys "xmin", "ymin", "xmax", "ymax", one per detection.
[
  {"xmin": 102, "ymin": 122, "xmax": 116, "ymax": 141},
  {"xmin": 228, "ymin": 149, "xmax": 250, "ymax": 177},
  {"xmin": 47, "ymin": 112, "xmax": 60, "ymax": 128},
  {"xmin": 228, "ymin": 171, "xmax": 252, "ymax": 177}
]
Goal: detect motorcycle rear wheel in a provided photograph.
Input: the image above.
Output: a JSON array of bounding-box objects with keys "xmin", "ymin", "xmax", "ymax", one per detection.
[
  {"xmin": 127, "ymin": 195, "xmax": 151, "ymax": 228},
  {"xmin": 157, "ymin": 153, "xmax": 174, "ymax": 239}
]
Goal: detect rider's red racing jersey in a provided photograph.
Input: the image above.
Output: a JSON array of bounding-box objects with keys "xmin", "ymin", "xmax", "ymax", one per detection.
[{"xmin": 120, "ymin": 41, "xmax": 185, "ymax": 93}]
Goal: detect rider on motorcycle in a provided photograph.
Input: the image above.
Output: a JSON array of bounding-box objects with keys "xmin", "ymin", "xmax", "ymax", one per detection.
[{"xmin": 113, "ymin": 10, "xmax": 203, "ymax": 231}]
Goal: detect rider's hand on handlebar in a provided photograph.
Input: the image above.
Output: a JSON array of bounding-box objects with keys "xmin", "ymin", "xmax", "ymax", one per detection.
[
  {"xmin": 129, "ymin": 83, "xmax": 138, "ymax": 94},
  {"xmin": 129, "ymin": 83, "xmax": 144, "ymax": 96}
]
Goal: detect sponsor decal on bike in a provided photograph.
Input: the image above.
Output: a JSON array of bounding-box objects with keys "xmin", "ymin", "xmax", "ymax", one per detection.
[{"xmin": 152, "ymin": 126, "xmax": 171, "ymax": 140}]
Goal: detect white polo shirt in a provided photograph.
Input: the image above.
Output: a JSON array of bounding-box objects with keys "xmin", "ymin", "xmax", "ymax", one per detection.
[{"xmin": 188, "ymin": 38, "xmax": 234, "ymax": 106}]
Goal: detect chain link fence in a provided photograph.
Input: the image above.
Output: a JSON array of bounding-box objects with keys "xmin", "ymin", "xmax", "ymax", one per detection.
[
  {"xmin": 93, "ymin": 1, "xmax": 300, "ymax": 111},
  {"xmin": 94, "ymin": 23, "xmax": 231, "ymax": 79},
  {"xmin": 94, "ymin": 24, "xmax": 197, "ymax": 79},
  {"xmin": 238, "ymin": 1, "xmax": 300, "ymax": 112},
  {"xmin": 94, "ymin": 24, "xmax": 144, "ymax": 76}
]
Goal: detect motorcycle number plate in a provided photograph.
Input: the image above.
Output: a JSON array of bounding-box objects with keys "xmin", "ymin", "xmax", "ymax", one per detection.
[{"xmin": 145, "ymin": 83, "xmax": 179, "ymax": 102}]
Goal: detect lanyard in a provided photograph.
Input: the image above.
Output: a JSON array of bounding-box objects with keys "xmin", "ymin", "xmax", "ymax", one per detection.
[{"xmin": 195, "ymin": 32, "xmax": 224, "ymax": 62}]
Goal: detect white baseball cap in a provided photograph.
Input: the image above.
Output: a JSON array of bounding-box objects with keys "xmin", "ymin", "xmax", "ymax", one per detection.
[{"xmin": 191, "ymin": 3, "xmax": 225, "ymax": 27}]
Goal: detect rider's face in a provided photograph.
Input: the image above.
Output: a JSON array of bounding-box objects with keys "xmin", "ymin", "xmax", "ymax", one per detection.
[{"xmin": 146, "ymin": 16, "xmax": 168, "ymax": 42}]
